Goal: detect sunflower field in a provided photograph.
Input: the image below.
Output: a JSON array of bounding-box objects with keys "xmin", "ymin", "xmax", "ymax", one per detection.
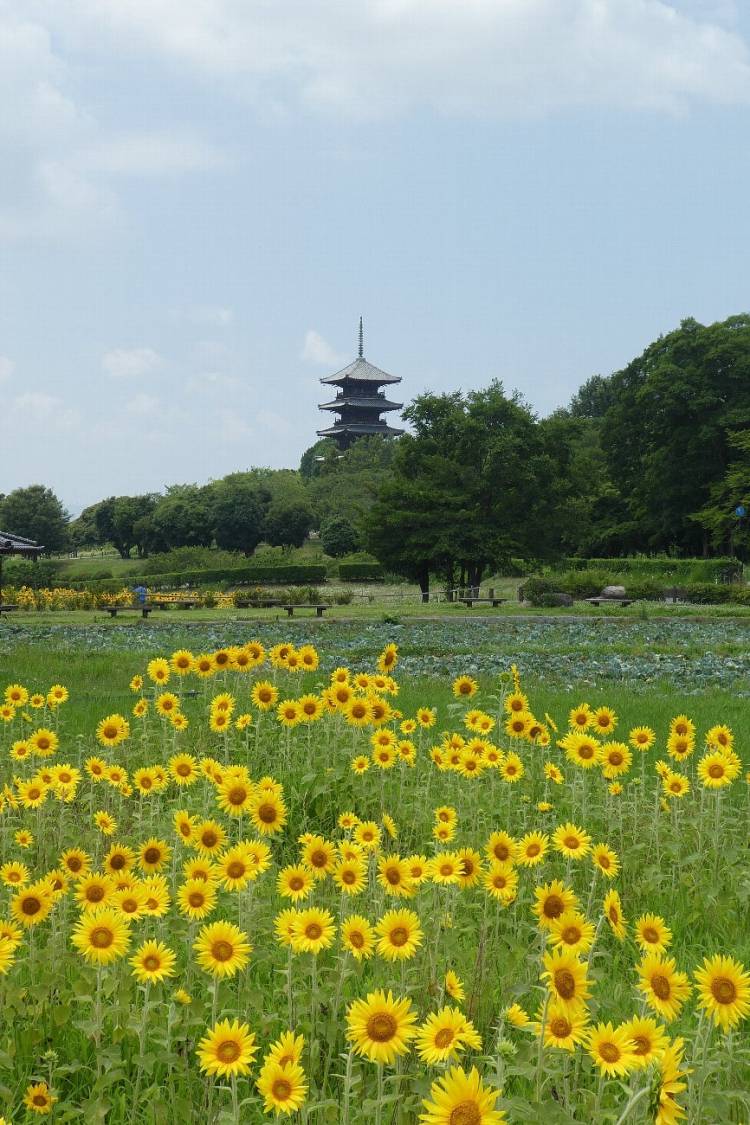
[{"xmin": 0, "ymin": 636, "xmax": 749, "ymax": 1123}]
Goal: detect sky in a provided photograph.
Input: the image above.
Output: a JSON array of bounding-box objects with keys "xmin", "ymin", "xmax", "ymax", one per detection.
[{"xmin": 2, "ymin": 0, "xmax": 750, "ymax": 516}]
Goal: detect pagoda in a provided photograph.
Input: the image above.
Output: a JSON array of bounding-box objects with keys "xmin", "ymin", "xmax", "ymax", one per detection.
[{"xmin": 317, "ymin": 319, "xmax": 403, "ymax": 450}]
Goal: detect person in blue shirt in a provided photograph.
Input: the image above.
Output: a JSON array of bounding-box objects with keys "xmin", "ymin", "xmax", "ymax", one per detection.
[{"xmin": 133, "ymin": 585, "xmax": 148, "ymax": 606}]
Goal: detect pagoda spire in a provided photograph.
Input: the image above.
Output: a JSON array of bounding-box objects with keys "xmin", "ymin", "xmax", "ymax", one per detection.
[
  {"xmin": 358, "ymin": 316, "xmax": 364, "ymax": 358},
  {"xmin": 317, "ymin": 321, "xmax": 404, "ymax": 450}
]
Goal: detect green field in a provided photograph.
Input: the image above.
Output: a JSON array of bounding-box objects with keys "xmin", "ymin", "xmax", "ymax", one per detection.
[{"xmin": 0, "ymin": 619, "xmax": 748, "ymax": 1122}]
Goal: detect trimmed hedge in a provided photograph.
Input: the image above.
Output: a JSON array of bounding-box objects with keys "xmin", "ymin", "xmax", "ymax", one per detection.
[
  {"xmin": 548, "ymin": 557, "xmax": 742, "ymax": 582},
  {"xmin": 69, "ymin": 564, "xmax": 327, "ymax": 593},
  {"xmin": 519, "ymin": 574, "xmax": 750, "ymax": 606},
  {"xmin": 338, "ymin": 562, "xmax": 384, "ymax": 581}
]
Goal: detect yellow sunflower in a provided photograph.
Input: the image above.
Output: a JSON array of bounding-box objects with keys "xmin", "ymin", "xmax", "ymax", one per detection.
[
  {"xmin": 194, "ymin": 920, "xmax": 252, "ymax": 977},
  {"xmin": 197, "ymin": 1018, "xmax": 258, "ymax": 1078},
  {"xmin": 346, "ymin": 990, "xmax": 417, "ymax": 1065},
  {"xmin": 693, "ymin": 954, "xmax": 750, "ymax": 1031},
  {"xmin": 419, "ymin": 1065, "xmax": 505, "ymax": 1125}
]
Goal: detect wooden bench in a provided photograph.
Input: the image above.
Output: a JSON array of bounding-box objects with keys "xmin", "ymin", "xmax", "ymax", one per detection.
[
  {"xmin": 235, "ymin": 598, "xmax": 284, "ymax": 609},
  {"xmin": 104, "ymin": 605, "xmax": 155, "ymax": 618},
  {"xmin": 586, "ymin": 597, "xmax": 633, "ymax": 608},
  {"xmin": 283, "ymin": 604, "xmax": 329, "ymax": 617},
  {"xmin": 151, "ymin": 599, "xmax": 200, "ymax": 610},
  {"xmin": 458, "ymin": 597, "xmax": 507, "ymax": 608},
  {"xmin": 0, "ymin": 604, "xmax": 19, "ymax": 614}
]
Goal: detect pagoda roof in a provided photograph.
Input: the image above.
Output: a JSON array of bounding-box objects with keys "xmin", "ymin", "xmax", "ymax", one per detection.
[
  {"xmin": 317, "ymin": 422, "xmax": 404, "ymax": 438},
  {"xmin": 319, "ymin": 395, "xmax": 403, "ymax": 412},
  {"xmin": 320, "ymin": 356, "xmax": 401, "ymax": 386},
  {"xmin": 0, "ymin": 531, "xmax": 44, "ymax": 556}
]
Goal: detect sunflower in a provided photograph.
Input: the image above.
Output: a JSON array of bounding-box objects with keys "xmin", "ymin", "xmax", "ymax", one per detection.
[
  {"xmin": 142, "ymin": 875, "xmax": 170, "ymax": 916},
  {"xmin": 663, "ymin": 771, "xmax": 690, "ymax": 798},
  {"xmin": 419, "ymin": 1065, "xmax": 505, "ymax": 1125},
  {"xmin": 104, "ymin": 843, "xmax": 135, "ymax": 876},
  {"xmin": 406, "ymin": 855, "xmax": 429, "ymax": 885},
  {"xmin": 346, "ymin": 990, "xmax": 417, "ymax": 1064},
  {"xmin": 194, "ymin": 920, "xmax": 252, "ymax": 977},
  {"xmin": 112, "ymin": 883, "xmax": 149, "ymax": 919},
  {"xmin": 351, "ymin": 754, "xmax": 370, "ymax": 774},
  {"xmin": 587, "ymin": 1022, "xmax": 636, "ymax": 1077},
  {"xmin": 177, "ymin": 878, "xmax": 218, "ymax": 920},
  {"xmin": 445, "ymin": 970, "xmax": 465, "ymax": 1002},
  {"xmin": 170, "ymin": 649, "xmax": 194, "ymax": 675},
  {"xmin": 250, "ymin": 791, "xmax": 288, "ymax": 836},
  {"xmin": 278, "ymin": 865, "xmax": 314, "ymax": 902},
  {"xmin": 504, "ymin": 712, "xmax": 532, "ymax": 740},
  {"xmin": 416, "ymin": 1006, "xmax": 479, "ymax": 1065},
  {"xmin": 694, "ymin": 954, "xmax": 750, "ymax": 1031},
  {"xmin": 214, "ymin": 775, "xmax": 253, "ymax": 818},
  {"xmin": 655, "ymin": 1037, "xmax": 690, "ymax": 1125},
  {"xmin": 376, "ymin": 908, "xmax": 423, "ymax": 961},
  {"xmin": 541, "ymin": 948, "xmax": 590, "ymax": 1010},
  {"xmin": 197, "ymin": 1018, "xmax": 258, "ymax": 1078},
  {"xmin": 298, "ymin": 694, "xmax": 324, "ymax": 723},
  {"xmin": 563, "ymin": 733, "xmax": 601, "ymax": 769},
  {"xmin": 483, "ymin": 862, "xmax": 518, "ymax": 903},
  {"xmin": 499, "ymin": 752, "xmax": 524, "ymax": 782},
  {"xmin": 345, "ymin": 698, "xmax": 371, "ymax": 728},
  {"xmin": 195, "ymin": 820, "xmax": 227, "ymax": 855},
  {"xmin": 301, "ymin": 836, "xmax": 336, "ymax": 879},
  {"xmin": 485, "ymin": 831, "xmax": 517, "ymax": 865},
  {"xmin": 455, "ymin": 848, "xmax": 483, "ymax": 889},
  {"xmin": 601, "ymin": 741, "xmax": 632, "ymax": 778},
  {"xmin": 629, "ymin": 725, "xmax": 656, "ymax": 751},
  {"xmin": 666, "ymin": 731, "xmax": 694, "ymax": 762},
  {"xmin": 504, "ymin": 690, "xmax": 529, "ymax": 714},
  {"xmin": 256, "ymin": 1058, "xmax": 308, "ymax": 1117},
  {"xmin": 603, "ymin": 889, "xmax": 627, "ymax": 940},
  {"xmin": 130, "ymin": 939, "xmax": 177, "ymax": 983},
  {"xmin": 71, "ymin": 907, "xmax": 130, "ymax": 964},
  {"xmin": 551, "ymin": 822, "xmax": 592, "ymax": 861},
  {"xmin": 706, "ymin": 723, "xmax": 733, "ymax": 750},
  {"xmin": 138, "ymin": 838, "xmax": 170, "ymax": 874},
  {"xmin": 274, "ymin": 909, "xmax": 300, "ymax": 948},
  {"xmin": 289, "ymin": 907, "xmax": 335, "ymax": 955},
  {"xmin": 333, "ymin": 858, "xmax": 367, "ymax": 896},
  {"xmin": 0, "ymin": 935, "xmax": 17, "ymax": 975},
  {"xmin": 429, "ymin": 853, "xmax": 463, "ymax": 885},
  {"xmin": 11, "ymin": 882, "xmax": 54, "ymax": 928},
  {"xmin": 452, "ymin": 675, "xmax": 478, "ymax": 699},
  {"xmin": 216, "ymin": 845, "xmax": 253, "ymax": 892},
  {"xmin": 23, "ymin": 1082, "xmax": 58, "ymax": 1116},
  {"xmin": 637, "ymin": 954, "xmax": 691, "ymax": 1023},
  {"xmin": 533, "ymin": 880, "xmax": 578, "ymax": 931},
  {"xmin": 517, "ymin": 832, "xmax": 549, "ymax": 867},
  {"xmin": 433, "ymin": 822, "xmax": 457, "ymax": 843},
  {"xmin": 29, "ymin": 728, "xmax": 58, "ymax": 756},
  {"xmin": 1, "ymin": 861, "xmax": 29, "ymax": 887},
  {"xmin": 540, "ymin": 1001, "xmax": 589, "ymax": 1051},
  {"xmin": 4, "ymin": 683, "xmax": 28, "ymax": 707},
  {"xmin": 193, "ymin": 653, "xmax": 215, "ymax": 678},
  {"xmin": 340, "ymin": 915, "xmax": 375, "ymax": 960},
  {"xmin": 548, "ymin": 910, "xmax": 596, "ymax": 956},
  {"xmin": 377, "ymin": 855, "xmax": 414, "ymax": 898},
  {"xmin": 75, "ymin": 873, "xmax": 115, "ymax": 911},
  {"xmin": 697, "ymin": 751, "xmax": 735, "ymax": 789},
  {"xmin": 591, "ymin": 843, "xmax": 620, "ymax": 879},
  {"xmin": 619, "ymin": 1017, "xmax": 668, "ymax": 1067},
  {"xmin": 635, "ymin": 914, "xmax": 672, "ymax": 955}
]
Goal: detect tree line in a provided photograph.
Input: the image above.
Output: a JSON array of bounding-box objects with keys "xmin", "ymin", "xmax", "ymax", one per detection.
[{"xmin": 3, "ymin": 314, "xmax": 749, "ymax": 586}]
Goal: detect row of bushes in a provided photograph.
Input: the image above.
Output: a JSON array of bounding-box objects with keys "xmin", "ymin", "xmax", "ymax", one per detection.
[
  {"xmin": 66, "ymin": 564, "xmax": 329, "ymax": 594},
  {"xmin": 520, "ymin": 575, "xmax": 750, "ymax": 606},
  {"xmin": 545, "ymin": 556, "xmax": 742, "ymax": 582},
  {"xmin": 0, "ymin": 584, "xmax": 357, "ymax": 611}
]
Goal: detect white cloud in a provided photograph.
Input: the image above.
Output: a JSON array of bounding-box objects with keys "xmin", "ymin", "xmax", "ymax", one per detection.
[
  {"xmin": 215, "ymin": 407, "xmax": 252, "ymax": 442},
  {"xmin": 301, "ymin": 330, "xmax": 346, "ymax": 367},
  {"xmin": 126, "ymin": 392, "xmax": 160, "ymax": 414},
  {"xmin": 45, "ymin": 1, "xmax": 750, "ymax": 118},
  {"xmin": 83, "ymin": 131, "xmax": 226, "ymax": 176},
  {"xmin": 6, "ymin": 391, "xmax": 80, "ymax": 430},
  {"xmin": 102, "ymin": 347, "xmax": 162, "ymax": 378},
  {"xmin": 0, "ymin": 356, "xmax": 14, "ymax": 382}
]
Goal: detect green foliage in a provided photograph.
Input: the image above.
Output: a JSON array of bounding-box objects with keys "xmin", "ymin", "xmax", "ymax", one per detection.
[
  {"xmin": 1, "ymin": 484, "xmax": 70, "ymax": 553},
  {"xmin": 68, "ymin": 563, "xmax": 327, "ymax": 591},
  {"xmin": 263, "ymin": 499, "xmax": 316, "ymax": 549},
  {"xmin": 319, "ymin": 515, "xmax": 360, "ymax": 557},
  {"xmin": 337, "ymin": 561, "xmax": 384, "ymax": 581},
  {"xmin": 0, "ymin": 558, "xmax": 64, "ymax": 588},
  {"xmin": 209, "ymin": 475, "xmax": 268, "ymax": 555}
]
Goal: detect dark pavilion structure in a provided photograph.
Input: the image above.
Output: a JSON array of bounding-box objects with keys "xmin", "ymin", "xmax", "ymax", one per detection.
[{"xmin": 317, "ymin": 319, "xmax": 403, "ymax": 450}]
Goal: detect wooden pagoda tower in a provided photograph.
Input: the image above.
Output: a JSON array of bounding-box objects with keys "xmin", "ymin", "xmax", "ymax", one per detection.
[{"xmin": 317, "ymin": 319, "xmax": 403, "ymax": 450}]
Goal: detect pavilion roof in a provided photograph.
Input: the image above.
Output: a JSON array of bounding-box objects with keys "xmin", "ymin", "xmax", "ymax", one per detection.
[
  {"xmin": 0, "ymin": 531, "xmax": 45, "ymax": 556},
  {"xmin": 320, "ymin": 356, "xmax": 401, "ymax": 386}
]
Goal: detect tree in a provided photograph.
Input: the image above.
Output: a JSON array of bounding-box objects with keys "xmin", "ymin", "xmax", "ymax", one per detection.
[
  {"xmin": 148, "ymin": 486, "xmax": 214, "ymax": 549},
  {"xmin": 210, "ymin": 475, "xmax": 269, "ymax": 555},
  {"xmin": 0, "ymin": 485, "xmax": 70, "ymax": 554},
  {"xmin": 263, "ymin": 499, "xmax": 316, "ymax": 550},
  {"xmin": 365, "ymin": 382, "xmax": 566, "ymax": 596},
  {"xmin": 319, "ymin": 515, "xmax": 360, "ymax": 557},
  {"xmin": 306, "ymin": 436, "xmax": 397, "ymax": 530},
  {"xmin": 691, "ymin": 430, "xmax": 750, "ymax": 557},
  {"xmin": 299, "ymin": 439, "xmax": 337, "ymax": 480}
]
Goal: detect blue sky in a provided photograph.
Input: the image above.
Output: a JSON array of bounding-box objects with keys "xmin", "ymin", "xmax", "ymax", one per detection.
[{"xmin": 2, "ymin": 0, "xmax": 750, "ymax": 514}]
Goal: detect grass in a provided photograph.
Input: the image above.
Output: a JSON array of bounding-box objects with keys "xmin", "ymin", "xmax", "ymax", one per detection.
[{"xmin": 0, "ymin": 623, "xmax": 749, "ymax": 1122}]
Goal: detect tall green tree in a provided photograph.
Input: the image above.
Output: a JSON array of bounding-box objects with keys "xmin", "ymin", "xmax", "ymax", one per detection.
[
  {"xmin": 365, "ymin": 382, "xmax": 567, "ymax": 596},
  {"xmin": 209, "ymin": 475, "xmax": 269, "ymax": 555},
  {"xmin": 0, "ymin": 485, "xmax": 70, "ymax": 554}
]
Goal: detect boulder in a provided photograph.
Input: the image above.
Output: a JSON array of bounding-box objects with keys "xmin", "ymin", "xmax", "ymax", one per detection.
[{"xmin": 601, "ymin": 585, "xmax": 627, "ymax": 599}]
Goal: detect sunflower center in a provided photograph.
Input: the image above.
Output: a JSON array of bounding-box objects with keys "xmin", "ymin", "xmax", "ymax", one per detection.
[
  {"xmin": 342, "ymin": 870, "xmax": 356, "ymax": 884},
  {"xmin": 642, "ymin": 927, "xmax": 659, "ymax": 945},
  {"xmin": 493, "ymin": 845, "xmax": 509, "ymax": 861},
  {"xmin": 22, "ymin": 896, "xmax": 41, "ymax": 915},
  {"xmin": 439, "ymin": 864, "xmax": 453, "ymax": 877},
  {"xmin": 449, "ymin": 1102, "xmax": 481, "ymax": 1125},
  {"xmin": 202, "ymin": 832, "xmax": 218, "ymax": 848},
  {"xmin": 212, "ymin": 940, "xmax": 234, "ymax": 962},
  {"xmin": 143, "ymin": 955, "xmax": 160, "ymax": 971},
  {"xmin": 217, "ymin": 1040, "xmax": 241, "ymax": 1062},
  {"xmin": 87, "ymin": 886, "xmax": 105, "ymax": 902},
  {"xmin": 144, "ymin": 848, "xmax": 160, "ymax": 865},
  {"xmin": 122, "ymin": 898, "xmax": 138, "ymax": 913},
  {"xmin": 303, "ymin": 920, "xmax": 323, "ymax": 941},
  {"xmin": 434, "ymin": 1028, "xmax": 454, "ymax": 1048},
  {"xmin": 67, "ymin": 856, "xmax": 82, "ymax": 871},
  {"xmin": 562, "ymin": 926, "xmax": 581, "ymax": 944},
  {"xmin": 554, "ymin": 969, "xmax": 576, "ymax": 999},
  {"xmin": 563, "ymin": 836, "xmax": 580, "ymax": 850},
  {"xmin": 90, "ymin": 926, "xmax": 114, "ymax": 949},
  {"xmin": 550, "ymin": 1017, "xmax": 572, "ymax": 1038},
  {"xmin": 188, "ymin": 892, "xmax": 205, "ymax": 907},
  {"xmin": 389, "ymin": 926, "xmax": 409, "ymax": 947},
  {"xmin": 366, "ymin": 1013, "xmax": 397, "ymax": 1042},
  {"xmin": 229, "ymin": 787, "xmax": 246, "ymax": 805},
  {"xmin": 349, "ymin": 931, "xmax": 364, "ymax": 948},
  {"xmin": 258, "ymin": 804, "xmax": 277, "ymax": 824},
  {"xmin": 632, "ymin": 1035, "xmax": 650, "ymax": 1056},
  {"xmin": 599, "ymin": 1042, "xmax": 620, "ymax": 1063},
  {"xmin": 708, "ymin": 763, "xmax": 725, "ymax": 778},
  {"xmin": 651, "ymin": 974, "xmax": 671, "ymax": 1000},
  {"xmin": 33, "ymin": 1094, "xmax": 49, "ymax": 1107},
  {"xmin": 386, "ymin": 868, "xmax": 401, "ymax": 885},
  {"xmin": 526, "ymin": 844, "xmax": 540, "ymax": 857},
  {"xmin": 110, "ymin": 854, "xmax": 127, "ymax": 870},
  {"xmin": 271, "ymin": 1077, "xmax": 293, "ymax": 1101},
  {"xmin": 711, "ymin": 976, "xmax": 737, "ymax": 1005},
  {"xmin": 543, "ymin": 895, "xmax": 564, "ymax": 919},
  {"xmin": 609, "ymin": 752, "xmax": 623, "ymax": 766}
]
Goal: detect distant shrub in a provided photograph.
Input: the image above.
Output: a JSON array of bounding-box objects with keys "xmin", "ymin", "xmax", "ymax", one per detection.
[{"xmin": 338, "ymin": 562, "xmax": 384, "ymax": 581}]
